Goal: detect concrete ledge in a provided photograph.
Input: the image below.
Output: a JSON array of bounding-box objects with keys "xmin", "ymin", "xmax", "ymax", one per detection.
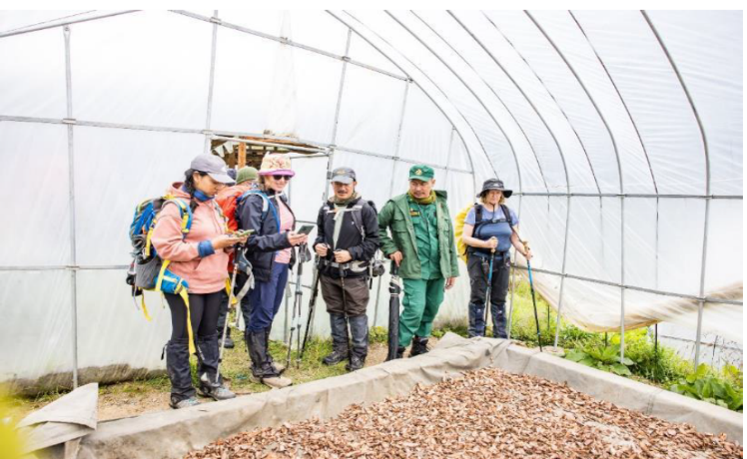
[{"xmin": 53, "ymin": 334, "xmax": 740, "ymax": 458}]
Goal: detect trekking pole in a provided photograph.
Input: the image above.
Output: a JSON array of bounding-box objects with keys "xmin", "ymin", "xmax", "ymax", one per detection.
[
  {"xmin": 337, "ymin": 256, "xmax": 352, "ymax": 362},
  {"xmin": 215, "ymin": 244, "xmax": 241, "ymax": 385},
  {"xmin": 300, "ymin": 257, "xmax": 321, "ymax": 359},
  {"xmin": 527, "ymin": 258, "xmax": 543, "ymax": 352},
  {"xmin": 483, "ymin": 247, "xmax": 496, "ymax": 338},
  {"xmin": 386, "ymin": 262, "xmax": 401, "ymax": 361},
  {"xmin": 286, "ymin": 243, "xmax": 309, "ymax": 369}
]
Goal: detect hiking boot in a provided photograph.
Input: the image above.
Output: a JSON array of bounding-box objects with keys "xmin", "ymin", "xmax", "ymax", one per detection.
[
  {"xmin": 410, "ymin": 336, "xmax": 430, "ymax": 357},
  {"xmin": 265, "ymin": 327, "xmax": 285, "ymax": 374},
  {"xmin": 199, "ymin": 384, "xmax": 236, "ymax": 401},
  {"xmin": 246, "ymin": 329, "xmax": 291, "ymax": 388},
  {"xmin": 261, "ymin": 375, "xmax": 293, "ymax": 389},
  {"xmin": 346, "ymin": 354, "xmax": 366, "ymax": 371},
  {"xmin": 169, "ymin": 395, "xmax": 199, "ymax": 409},
  {"xmin": 166, "ymin": 339, "xmax": 195, "ymax": 402},
  {"xmin": 322, "ymin": 313, "xmax": 349, "ymax": 365},
  {"xmin": 347, "ymin": 314, "xmax": 369, "ymax": 371},
  {"xmin": 198, "ymin": 372, "xmax": 236, "ymax": 401},
  {"xmin": 221, "ymin": 333, "xmax": 235, "ymax": 349}
]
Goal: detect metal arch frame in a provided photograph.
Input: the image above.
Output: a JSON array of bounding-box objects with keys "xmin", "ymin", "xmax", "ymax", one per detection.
[
  {"xmin": 203, "ymin": 9, "xmax": 219, "ymax": 154},
  {"xmin": 411, "ymin": 11, "xmax": 549, "ymax": 196},
  {"xmin": 170, "ymin": 10, "xmax": 408, "ymax": 82},
  {"xmin": 482, "ymin": 12, "xmax": 601, "ymax": 195},
  {"xmin": 569, "ymin": 11, "xmax": 659, "ymax": 195},
  {"xmin": 445, "ymin": 10, "xmax": 573, "ymax": 344},
  {"xmin": 386, "ymin": 11, "xmax": 524, "ymax": 197},
  {"xmin": 0, "ymin": 10, "xmax": 138, "ymax": 39},
  {"xmin": 63, "ymin": 25, "xmax": 79, "ymax": 389},
  {"xmin": 330, "ymin": 10, "xmax": 485, "ymax": 196},
  {"xmin": 526, "ymin": 11, "xmax": 629, "ymax": 360},
  {"xmin": 641, "ymin": 11, "xmax": 712, "ymax": 368}
]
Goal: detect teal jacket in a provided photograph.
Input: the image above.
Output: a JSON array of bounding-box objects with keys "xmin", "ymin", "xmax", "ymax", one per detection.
[{"xmin": 378, "ymin": 190, "xmax": 460, "ymax": 280}]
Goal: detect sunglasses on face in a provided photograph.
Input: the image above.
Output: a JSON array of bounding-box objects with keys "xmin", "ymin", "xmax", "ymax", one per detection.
[{"xmin": 271, "ymin": 175, "xmax": 292, "ymax": 182}]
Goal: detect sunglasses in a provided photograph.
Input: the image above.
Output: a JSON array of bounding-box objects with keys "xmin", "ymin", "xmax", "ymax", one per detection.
[{"xmin": 271, "ymin": 175, "xmax": 292, "ymax": 181}]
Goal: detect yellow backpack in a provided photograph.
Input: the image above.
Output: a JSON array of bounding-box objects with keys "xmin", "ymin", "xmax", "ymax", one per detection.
[{"xmin": 454, "ymin": 203, "xmax": 475, "ymax": 264}]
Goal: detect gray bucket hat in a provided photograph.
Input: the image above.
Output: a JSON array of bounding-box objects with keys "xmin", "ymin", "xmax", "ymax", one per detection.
[
  {"xmin": 190, "ymin": 154, "xmax": 235, "ymax": 184},
  {"xmin": 478, "ymin": 178, "xmax": 513, "ymax": 198}
]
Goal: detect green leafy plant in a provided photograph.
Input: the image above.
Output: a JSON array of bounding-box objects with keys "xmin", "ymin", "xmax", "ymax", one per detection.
[
  {"xmin": 565, "ymin": 344, "xmax": 635, "ymax": 376},
  {"xmin": 670, "ymin": 364, "xmax": 743, "ymax": 412}
]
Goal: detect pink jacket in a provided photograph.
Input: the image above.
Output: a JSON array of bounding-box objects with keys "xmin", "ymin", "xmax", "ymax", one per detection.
[{"xmin": 150, "ymin": 183, "xmax": 230, "ymax": 294}]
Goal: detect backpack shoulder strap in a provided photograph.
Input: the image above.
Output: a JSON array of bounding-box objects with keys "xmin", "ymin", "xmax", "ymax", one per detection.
[
  {"xmin": 500, "ymin": 204, "xmax": 513, "ymax": 227},
  {"xmin": 473, "ymin": 203, "xmax": 484, "ymax": 228},
  {"xmin": 238, "ymin": 190, "xmax": 279, "ymax": 227}
]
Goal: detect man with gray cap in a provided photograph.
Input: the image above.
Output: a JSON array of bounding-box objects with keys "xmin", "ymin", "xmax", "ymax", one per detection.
[{"xmin": 313, "ymin": 167, "xmax": 380, "ymax": 371}]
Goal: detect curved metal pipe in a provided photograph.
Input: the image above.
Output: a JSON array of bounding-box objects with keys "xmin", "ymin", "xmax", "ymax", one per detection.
[
  {"xmin": 387, "ymin": 10, "xmax": 523, "ymax": 196},
  {"xmin": 526, "ymin": 10, "xmax": 627, "ymax": 359},
  {"xmin": 330, "ymin": 10, "xmax": 490, "ymax": 196},
  {"xmin": 641, "ymin": 11, "xmax": 711, "ymax": 368},
  {"xmin": 413, "ymin": 11, "xmax": 548, "ymax": 195}
]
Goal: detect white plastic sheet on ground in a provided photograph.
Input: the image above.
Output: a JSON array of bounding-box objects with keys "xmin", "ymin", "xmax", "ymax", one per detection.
[{"xmin": 0, "ymin": 10, "xmax": 741, "ymax": 390}]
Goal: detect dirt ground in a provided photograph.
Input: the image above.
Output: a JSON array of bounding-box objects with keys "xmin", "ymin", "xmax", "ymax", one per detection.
[{"xmin": 9, "ymin": 340, "xmax": 406, "ymax": 423}]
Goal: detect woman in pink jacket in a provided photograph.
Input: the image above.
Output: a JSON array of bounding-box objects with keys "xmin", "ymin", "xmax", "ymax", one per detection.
[{"xmin": 151, "ymin": 154, "xmax": 246, "ymax": 409}]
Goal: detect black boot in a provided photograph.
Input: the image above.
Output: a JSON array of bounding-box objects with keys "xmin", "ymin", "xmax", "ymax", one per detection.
[
  {"xmin": 322, "ymin": 313, "xmax": 350, "ymax": 365},
  {"xmin": 264, "ymin": 327, "xmax": 285, "ymax": 374},
  {"xmin": 195, "ymin": 334, "xmax": 235, "ymax": 401},
  {"xmin": 246, "ymin": 329, "xmax": 291, "ymax": 388},
  {"xmin": 166, "ymin": 339, "xmax": 198, "ymax": 409},
  {"xmin": 410, "ymin": 336, "xmax": 430, "ymax": 357},
  {"xmin": 346, "ymin": 315, "xmax": 369, "ymax": 371}
]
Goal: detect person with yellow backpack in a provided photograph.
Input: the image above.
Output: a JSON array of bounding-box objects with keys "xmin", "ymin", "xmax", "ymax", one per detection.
[
  {"xmin": 150, "ymin": 154, "xmax": 246, "ymax": 409},
  {"xmin": 459, "ymin": 179, "xmax": 532, "ymax": 339}
]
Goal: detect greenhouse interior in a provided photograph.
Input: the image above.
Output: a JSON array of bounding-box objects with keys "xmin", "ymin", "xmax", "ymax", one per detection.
[{"xmin": 0, "ymin": 9, "xmax": 742, "ymax": 459}]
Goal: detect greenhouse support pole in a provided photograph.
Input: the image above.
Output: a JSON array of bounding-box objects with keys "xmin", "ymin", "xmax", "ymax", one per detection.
[
  {"xmin": 374, "ymin": 81, "xmax": 410, "ymax": 328},
  {"xmin": 641, "ymin": 11, "xmax": 711, "ymax": 369},
  {"xmin": 203, "ymin": 10, "xmax": 219, "ymax": 154},
  {"xmin": 323, "ymin": 28, "xmax": 352, "ymax": 203},
  {"xmin": 63, "ymin": 25, "xmax": 79, "ymax": 389},
  {"xmin": 526, "ymin": 11, "xmax": 625, "ymax": 360},
  {"xmin": 331, "ymin": 10, "xmax": 491, "ymax": 193}
]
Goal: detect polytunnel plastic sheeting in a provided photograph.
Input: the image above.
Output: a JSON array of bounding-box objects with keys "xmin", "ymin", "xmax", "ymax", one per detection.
[
  {"xmin": 70, "ymin": 12, "xmax": 212, "ymax": 130},
  {"xmin": 0, "ymin": 123, "xmax": 71, "ymax": 267},
  {"xmin": 0, "ymin": 10, "xmax": 742, "ymax": 389},
  {"xmin": 334, "ymin": 65, "xmax": 407, "ymax": 155},
  {"xmin": 0, "ymin": 27, "xmax": 67, "ymax": 119},
  {"xmin": 73, "ymin": 128, "xmax": 205, "ymax": 266},
  {"xmin": 0, "ymin": 270, "xmax": 74, "ymax": 384}
]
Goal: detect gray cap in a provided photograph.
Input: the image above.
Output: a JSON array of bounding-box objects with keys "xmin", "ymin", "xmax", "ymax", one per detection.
[
  {"xmin": 330, "ymin": 167, "xmax": 356, "ymax": 184},
  {"xmin": 190, "ymin": 154, "xmax": 235, "ymax": 184}
]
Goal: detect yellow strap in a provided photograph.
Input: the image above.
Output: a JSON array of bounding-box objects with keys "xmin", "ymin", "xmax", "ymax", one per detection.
[
  {"xmin": 170, "ymin": 198, "xmax": 190, "ymax": 234},
  {"xmin": 225, "ymin": 277, "xmax": 238, "ymax": 306},
  {"xmin": 140, "ymin": 295, "xmax": 153, "ymax": 322},
  {"xmin": 155, "ymin": 260, "xmax": 171, "ymax": 292},
  {"xmin": 144, "ymin": 228, "xmax": 154, "ymax": 258},
  {"xmin": 178, "ymin": 288, "xmax": 196, "ymax": 354}
]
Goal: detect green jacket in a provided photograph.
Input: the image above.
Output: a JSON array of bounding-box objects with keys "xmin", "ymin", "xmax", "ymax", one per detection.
[{"xmin": 378, "ymin": 190, "xmax": 460, "ymax": 280}]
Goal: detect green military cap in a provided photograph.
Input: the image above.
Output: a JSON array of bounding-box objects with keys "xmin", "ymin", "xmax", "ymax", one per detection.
[{"xmin": 408, "ymin": 164, "xmax": 434, "ymax": 182}]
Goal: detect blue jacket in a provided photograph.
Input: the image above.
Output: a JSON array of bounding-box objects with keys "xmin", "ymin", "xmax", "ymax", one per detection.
[{"xmin": 237, "ymin": 190, "xmax": 294, "ymax": 283}]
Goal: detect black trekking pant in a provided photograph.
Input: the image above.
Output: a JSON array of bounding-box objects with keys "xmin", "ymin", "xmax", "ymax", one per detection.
[
  {"xmin": 164, "ymin": 291, "xmax": 222, "ymax": 401},
  {"xmin": 467, "ymin": 253, "xmax": 510, "ymax": 338}
]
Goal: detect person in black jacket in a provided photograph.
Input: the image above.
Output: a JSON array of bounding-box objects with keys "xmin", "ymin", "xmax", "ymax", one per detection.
[
  {"xmin": 237, "ymin": 154, "xmax": 307, "ymax": 388},
  {"xmin": 313, "ymin": 167, "xmax": 380, "ymax": 371}
]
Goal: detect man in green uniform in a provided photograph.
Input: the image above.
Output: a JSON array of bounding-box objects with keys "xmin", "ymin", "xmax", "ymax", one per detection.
[{"xmin": 378, "ymin": 165, "xmax": 459, "ymax": 358}]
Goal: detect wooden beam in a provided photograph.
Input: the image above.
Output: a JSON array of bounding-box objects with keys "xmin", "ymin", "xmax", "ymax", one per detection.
[{"xmin": 238, "ymin": 142, "xmax": 246, "ymax": 168}]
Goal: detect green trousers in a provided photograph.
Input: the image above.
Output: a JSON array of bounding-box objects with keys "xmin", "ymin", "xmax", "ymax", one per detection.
[{"xmin": 398, "ymin": 277, "xmax": 445, "ymax": 347}]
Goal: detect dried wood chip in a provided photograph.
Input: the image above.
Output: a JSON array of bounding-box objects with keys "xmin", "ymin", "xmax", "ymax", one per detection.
[{"xmin": 185, "ymin": 368, "xmax": 742, "ymax": 459}]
